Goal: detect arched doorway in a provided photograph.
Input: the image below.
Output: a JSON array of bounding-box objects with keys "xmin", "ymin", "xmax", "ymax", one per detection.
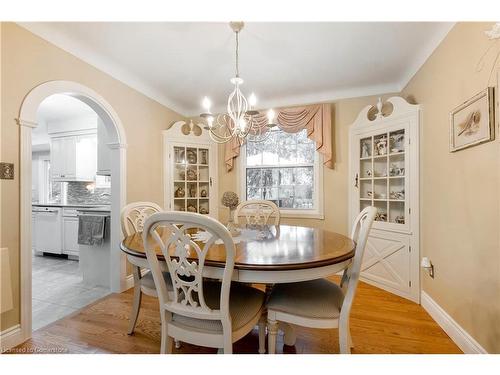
[{"xmin": 17, "ymin": 80, "xmax": 127, "ymax": 339}]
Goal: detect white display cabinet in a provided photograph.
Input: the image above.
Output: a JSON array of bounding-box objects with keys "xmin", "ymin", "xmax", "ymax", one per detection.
[
  {"xmin": 163, "ymin": 121, "xmax": 218, "ymax": 219},
  {"xmin": 349, "ymin": 97, "xmax": 420, "ymax": 303}
]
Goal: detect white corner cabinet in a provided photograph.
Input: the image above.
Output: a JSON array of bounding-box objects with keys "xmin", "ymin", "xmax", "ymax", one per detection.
[
  {"xmin": 349, "ymin": 97, "xmax": 420, "ymax": 303},
  {"xmin": 163, "ymin": 121, "xmax": 218, "ymax": 219},
  {"xmin": 50, "ymin": 130, "xmax": 97, "ymax": 182}
]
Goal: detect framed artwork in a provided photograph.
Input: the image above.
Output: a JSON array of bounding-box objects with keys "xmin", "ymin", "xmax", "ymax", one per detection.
[{"xmin": 449, "ymin": 87, "xmax": 495, "ymax": 152}]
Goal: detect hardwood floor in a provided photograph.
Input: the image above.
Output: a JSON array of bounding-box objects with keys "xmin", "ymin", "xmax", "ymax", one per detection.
[{"xmin": 13, "ymin": 277, "xmax": 461, "ymax": 354}]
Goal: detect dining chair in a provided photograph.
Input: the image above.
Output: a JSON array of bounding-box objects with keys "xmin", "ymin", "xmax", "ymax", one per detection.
[
  {"xmin": 121, "ymin": 201, "xmax": 169, "ymax": 335},
  {"xmin": 143, "ymin": 211, "xmax": 267, "ymax": 354},
  {"xmin": 266, "ymin": 206, "xmax": 377, "ymax": 354},
  {"xmin": 234, "ymin": 200, "xmax": 281, "ymax": 226}
]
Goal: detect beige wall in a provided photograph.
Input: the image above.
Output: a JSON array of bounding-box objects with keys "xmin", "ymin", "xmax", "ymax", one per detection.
[
  {"xmin": 217, "ymin": 94, "xmax": 396, "ymax": 234},
  {"xmin": 401, "ymin": 22, "xmax": 500, "ymax": 353},
  {"xmin": 0, "ymin": 23, "xmax": 184, "ymax": 331}
]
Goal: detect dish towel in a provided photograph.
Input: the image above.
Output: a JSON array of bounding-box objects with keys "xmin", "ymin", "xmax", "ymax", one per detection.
[{"xmin": 78, "ymin": 215, "xmax": 106, "ymax": 246}]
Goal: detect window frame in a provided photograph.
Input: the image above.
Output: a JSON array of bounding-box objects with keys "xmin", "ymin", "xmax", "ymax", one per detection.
[{"xmin": 238, "ymin": 130, "xmax": 324, "ymax": 219}]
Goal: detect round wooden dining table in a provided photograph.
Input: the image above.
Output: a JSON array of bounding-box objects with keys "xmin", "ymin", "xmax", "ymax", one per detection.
[{"xmin": 120, "ymin": 224, "xmax": 355, "ymax": 347}]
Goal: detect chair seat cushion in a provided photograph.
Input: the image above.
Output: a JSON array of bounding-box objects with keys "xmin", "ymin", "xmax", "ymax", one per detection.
[
  {"xmin": 141, "ymin": 271, "xmax": 173, "ymax": 291},
  {"xmin": 267, "ymin": 279, "xmax": 344, "ymax": 319},
  {"xmin": 171, "ymin": 282, "xmax": 265, "ymax": 333}
]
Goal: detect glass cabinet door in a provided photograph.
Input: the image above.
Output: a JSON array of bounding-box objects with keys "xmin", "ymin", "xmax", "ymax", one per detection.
[
  {"xmin": 172, "ymin": 145, "xmax": 211, "ymax": 215},
  {"xmin": 358, "ymin": 128, "xmax": 406, "ymax": 226}
]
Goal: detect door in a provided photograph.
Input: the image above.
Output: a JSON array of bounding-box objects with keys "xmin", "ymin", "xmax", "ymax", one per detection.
[{"xmin": 169, "ymin": 143, "xmax": 216, "ymax": 218}]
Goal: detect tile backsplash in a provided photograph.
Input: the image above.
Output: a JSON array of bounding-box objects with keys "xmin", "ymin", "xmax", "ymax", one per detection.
[
  {"xmin": 49, "ymin": 181, "xmax": 111, "ymax": 205},
  {"xmin": 67, "ymin": 181, "xmax": 111, "ymax": 204}
]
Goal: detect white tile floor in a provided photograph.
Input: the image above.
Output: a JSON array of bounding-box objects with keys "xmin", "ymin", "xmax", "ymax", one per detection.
[{"xmin": 32, "ymin": 254, "xmax": 110, "ymax": 331}]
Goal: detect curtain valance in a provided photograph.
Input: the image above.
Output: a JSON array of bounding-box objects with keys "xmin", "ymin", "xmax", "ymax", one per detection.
[{"xmin": 224, "ymin": 103, "xmax": 333, "ymax": 171}]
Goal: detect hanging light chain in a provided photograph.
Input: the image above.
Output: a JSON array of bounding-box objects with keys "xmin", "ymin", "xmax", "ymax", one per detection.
[{"xmin": 235, "ymin": 30, "xmax": 240, "ymax": 78}]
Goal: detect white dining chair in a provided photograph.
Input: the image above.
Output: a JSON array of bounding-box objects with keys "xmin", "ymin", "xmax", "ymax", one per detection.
[
  {"xmin": 234, "ymin": 200, "xmax": 281, "ymax": 226},
  {"xmin": 121, "ymin": 201, "xmax": 170, "ymax": 335},
  {"xmin": 266, "ymin": 206, "xmax": 377, "ymax": 354},
  {"xmin": 143, "ymin": 211, "xmax": 267, "ymax": 354}
]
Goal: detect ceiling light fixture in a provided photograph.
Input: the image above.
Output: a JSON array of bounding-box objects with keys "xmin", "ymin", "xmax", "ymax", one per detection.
[{"xmin": 200, "ymin": 22, "xmax": 276, "ymax": 144}]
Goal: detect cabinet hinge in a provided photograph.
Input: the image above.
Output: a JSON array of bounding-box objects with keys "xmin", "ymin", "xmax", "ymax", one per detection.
[
  {"xmin": 409, "ymin": 246, "xmax": 411, "ymax": 253},
  {"xmin": 409, "ymin": 281, "xmax": 412, "ymax": 287},
  {"xmin": 408, "ymin": 207, "xmax": 411, "ymax": 215},
  {"xmin": 408, "ymin": 138, "xmax": 411, "ymax": 145}
]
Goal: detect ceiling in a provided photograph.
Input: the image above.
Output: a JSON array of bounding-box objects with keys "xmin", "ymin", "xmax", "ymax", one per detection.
[
  {"xmin": 37, "ymin": 94, "xmax": 96, "ymax": 123},
  {"xmin": 33, "ymin": 94, "xmax": 97, "ymax": 145},
  {"xmin": 20, "ymin": 22, "xmax": 454, "ymax": 116}
]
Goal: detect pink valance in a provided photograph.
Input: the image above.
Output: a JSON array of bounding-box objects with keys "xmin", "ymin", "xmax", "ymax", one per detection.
[{"xmin": 224, "ymin": 103, "xmax": 333, "ymax": 171}]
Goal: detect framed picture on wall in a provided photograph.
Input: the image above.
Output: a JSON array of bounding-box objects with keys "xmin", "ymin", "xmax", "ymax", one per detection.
[{"xmin": 449, "ymin": 87, "xmax": 495, "ymax": 152}]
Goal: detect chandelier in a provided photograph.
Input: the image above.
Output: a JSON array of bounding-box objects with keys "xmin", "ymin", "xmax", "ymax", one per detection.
[{"xmin": 200, "ymin": 22, "xmax": 276, "ymax": 144}]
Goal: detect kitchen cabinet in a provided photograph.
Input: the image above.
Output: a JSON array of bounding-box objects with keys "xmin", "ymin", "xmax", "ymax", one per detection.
[
  {"xmin": 62, "ymin": 218, "xmax": 79, "ymax": 257},
  {"xmin": 62, "ymin": 208, "xmax": 79, "ymax": 258},
  {"xmin": 50, "ymin": 132, "xmax": 97, "ymax": 181},
  {"xmin": 97, "ymin": 118, "xmax": 111, "ymax": 175}
]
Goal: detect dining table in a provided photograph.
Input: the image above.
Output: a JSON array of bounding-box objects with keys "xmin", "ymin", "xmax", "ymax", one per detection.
[{"xmin": 120, "ymin": 224, "xmax": 356, "ymax": 348}]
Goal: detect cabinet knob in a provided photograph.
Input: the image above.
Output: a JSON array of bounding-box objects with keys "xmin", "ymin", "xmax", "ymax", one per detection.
[{"xmin": 354, "ymin": 173, "xmax": 359, "ymax": 188}]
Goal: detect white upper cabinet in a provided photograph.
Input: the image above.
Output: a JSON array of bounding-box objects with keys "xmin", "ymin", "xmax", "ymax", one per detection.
[
  {"xmin": 50, "ymin": 131, "xmax": 97, "ymax": 181},
  {"xmin": 96, "ymin": 118, "xmax": 111, "ymax": 176}
]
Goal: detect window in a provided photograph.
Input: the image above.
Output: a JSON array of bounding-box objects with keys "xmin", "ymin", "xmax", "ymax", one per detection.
[{"xmin": 241, "ymin": 129, "xmax": 323, "ymax": 218}]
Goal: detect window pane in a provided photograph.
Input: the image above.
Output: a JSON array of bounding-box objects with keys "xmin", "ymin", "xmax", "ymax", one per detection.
[
  {"xmin": 279, "ymin": 168, "xmax": 294, "ymax": 185},
  {"xmin": 278, "ymin": 132, "xmax": 297, "ymax": 165},
  {"xmin": 246, "ymin": 169, "xmax": 262, "ymax": 187},
  {"xmin": 297, "ymin": 143, "xmax": 315, "ymax": 164},
  {"xmin": 246, "ymin": 141, "xmax": 261, "ymax": 166},
  {"xmin": 262, "ymin": 168, "xmax": 279, "ymax": 186},
  {"xmin": 247, "ymin": 187, "xmax": 261, "ymax": 200},
  {"xmin": 260, "ymin": 132, "xmax": 279, "ymax": 165},
  {"xmin": 295, "ymin": 167, "xmax": 313, "ymax": 185}
]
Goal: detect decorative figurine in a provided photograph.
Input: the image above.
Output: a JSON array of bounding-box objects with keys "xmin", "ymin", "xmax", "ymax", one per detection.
[
  {"xmin": 362, "ymin": 142, "xmax": 370, "ymax": 158},
  {"xmin": 200, "ymin": 189, "xmax": 207, "ymax": 197},
  {"xmin": 395, "ymin": 216, "xmax": 405, "ymax": 224},
  {"xmin": 174, "ymin": 186, "xmax": 185, "ymax": 198},
  {"xmin": 376, "ymin": 136, "xmax": 388, "ymax": 155},
  {"xmin": 187, "ymin": 204, "xmax": 197, "ymax": 213},
  {"xmin": 199, "ymin": 207, "xmax": 208, "ymax": 214},
  {"xmin": 366, "ymin": 169, "xmax": 373, "ymax": 177},
  {"xmin": 186, "ymin": 167, "xmax": 197, "ymax": 180},
  {"xmin": 221, "ymin": 191, "xmax": 240, "ymax": 236}
]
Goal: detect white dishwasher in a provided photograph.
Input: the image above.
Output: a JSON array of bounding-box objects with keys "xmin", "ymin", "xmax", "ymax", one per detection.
[{"xmin": 32, "ymin": 206, "xmax": 62, "ymax": 254}]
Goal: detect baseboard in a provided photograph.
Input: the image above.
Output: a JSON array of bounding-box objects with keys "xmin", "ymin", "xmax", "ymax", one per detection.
[
  {"xmin": 421, "ymin": 291, "xmax": 487, "ymax": 354},
  {"xmin": 0, "ymin": 324, "xmax": 24, "ymax": 353},
  {"xmin": 123, "ymin": 269, "xmax": 149, "ymax": 290}
]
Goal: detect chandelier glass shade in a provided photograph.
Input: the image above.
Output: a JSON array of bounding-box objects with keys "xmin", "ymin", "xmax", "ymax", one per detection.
[{"xmin": 200, "ymin": 22, "xmax": 276, "ymax": 144}]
